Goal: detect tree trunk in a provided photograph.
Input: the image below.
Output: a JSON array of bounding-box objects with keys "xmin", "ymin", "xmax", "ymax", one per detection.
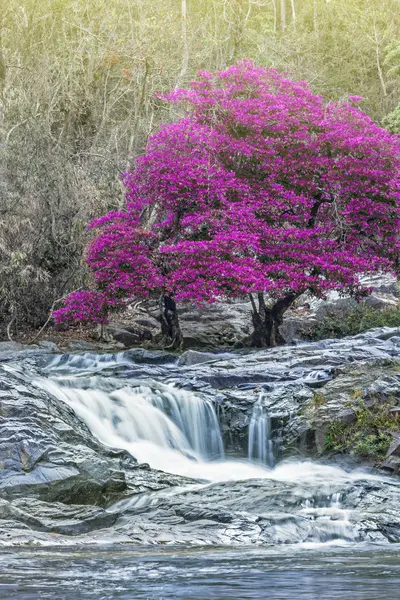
[
  {"xmin": 159, "ymin": 293, "xmax": 183, "ymax": 349},
  {"xmin": 249, "ymin": 292, "xmax": 301, "ymax": 347},
  {"xmin": 289, "ymin": 0, "xmax": 296, "ymax": 29},
  {"xmin": 280, "ymin": 0, "xmax": 287, "ymax": 31},
  {"xmin": 176, "ymin": 0, "xmax": 189, "ymax": 88}
]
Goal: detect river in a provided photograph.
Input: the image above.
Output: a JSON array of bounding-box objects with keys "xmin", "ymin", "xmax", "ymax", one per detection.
[
  {"xmin": 2, "ymin": 545, "xmax": 400, "ymax": 599},
  {"xmin": 3, "ymin": 331, "xmax": 400, "ymax": 597}
]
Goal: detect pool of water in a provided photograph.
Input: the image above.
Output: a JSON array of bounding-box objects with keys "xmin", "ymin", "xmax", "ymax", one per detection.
[{"xmin": 1, "ymin": 544, "xmax": 400, "ymax": 599}]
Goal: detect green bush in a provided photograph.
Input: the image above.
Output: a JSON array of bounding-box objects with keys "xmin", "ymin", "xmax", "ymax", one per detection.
[
  {"xmin": 310, "ymin": 303, "xmax": 400, "ymax": 341},
  {"xmin": 325, "ymin": 399, "xmax": 399, "ymax": 461}
]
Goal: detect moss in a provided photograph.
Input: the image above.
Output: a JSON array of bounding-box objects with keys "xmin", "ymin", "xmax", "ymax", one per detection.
[
  {"xmin": 325, "ymin": 399, "xmax": 399, "ymax": 461},
  {"xmin": 309, "ymin": 303, "xmax": 400, "ymax": 341},
  {"xmin": 311, "ymin": 391, "xmax": 326, "ymax": 407}
]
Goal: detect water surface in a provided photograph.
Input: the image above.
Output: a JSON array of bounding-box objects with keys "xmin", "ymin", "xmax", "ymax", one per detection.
[{"xmin": 1, "ymin": 544, "xmax": 400, "ymax": 599}]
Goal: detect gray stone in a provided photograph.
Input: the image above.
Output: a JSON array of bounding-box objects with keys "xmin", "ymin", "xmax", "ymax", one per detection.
[
  {"xmin": 109, "ymin": 328, "xmax": 140, "ymax": 347},
  {"xmin": 2, "ymin": 326, "xmax": 400, "ymax": 547},
  {"xmin": 0, "ymin": 364, "xmax": 191, "ymax": 508},
  {"xmin": 178, "ymin": 350, "xmax": 235, "ymax": 367}
]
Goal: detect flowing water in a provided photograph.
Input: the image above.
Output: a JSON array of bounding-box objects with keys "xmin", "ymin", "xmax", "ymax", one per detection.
[
  {"xmin": 37, "ymin": 376, "xmax": 274, "ymax": 481},
  {"xmin": 2, "ymin": 545, "xmax": 400, "ymax": 599},
  {"xmin": 4, "ymin": 344, "xmax": 400, "ymax": 598},
  {"xmin": 248, "ymin": 394, "xmax": 275, "ymax": 466}
]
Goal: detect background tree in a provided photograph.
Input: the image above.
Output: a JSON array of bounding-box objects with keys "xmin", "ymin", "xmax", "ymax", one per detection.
[{"xmin": 2, "ymin": 0, "xmax": 400, "ymax": 338}]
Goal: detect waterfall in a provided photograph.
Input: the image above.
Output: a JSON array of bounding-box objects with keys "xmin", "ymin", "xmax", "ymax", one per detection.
[
  {"xmin": 39, "ymin": 377, "xmax": 223, "ymax": 460},
  {"xmin": 37, "ymin": 376, "xmax": 274, "ymax": 482},
  {"xmin": 248, "ymin": 397, "xmax": 275, "ymax": 467}
]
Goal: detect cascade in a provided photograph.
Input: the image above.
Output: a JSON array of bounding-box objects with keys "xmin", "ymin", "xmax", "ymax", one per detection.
[
  {"xmin": 38, "ymin": 376, "xmax": 271, "ymax": 482},
  {"xmin": 248, "ymin": 394, "xmax": 275, "ymax": 466},
  {"xmin": 33, "ymin": 363, "xmax": 386, "ymax": 545}
]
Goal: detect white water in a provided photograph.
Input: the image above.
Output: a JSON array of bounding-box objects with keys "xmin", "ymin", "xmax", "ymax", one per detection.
[
  {"xmin": 34, "ymin": 371, "xmax": 397, "ymax": 545},
  {"xmin": 37, "ymin": 375, "xmax": 386, "ymax": 488},
  {"xmin": 248, "ymin": 395, "xmax": 274, "ymax": 466},
  {"xmin": 38, "ymin": 376, "xmax": 273, "ymax": 482}
]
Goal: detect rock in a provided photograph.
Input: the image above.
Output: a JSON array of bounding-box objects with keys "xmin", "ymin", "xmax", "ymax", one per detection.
[
  {"xmin": 0, "ymin": 364, "xmax": 191, "ymax": 508},
  {"xmin": 123, "ymin": 348, "xmax": 176, "ymax": 364},
  {"xmin": 365, "ymin": 293, "xmax": 398, "ymax": 310},
  {"xmin": 109, "ymin": 328, "xmax": 141, "ymax": 347},
  {"xmin": 108, "ymin": 323, "xmax": 154, "ymax": 347},
  {"xmin": 134, "ymin": 317, "xmax": 160, "ymax": 330},
  {"xmin": 0, "ymin": 341, "xmax": 27, "ymax": 352},
  {"xmin": 2, "ymin": 326, "xmax": 400, "ymax": 547},
  {"xmin": 179, "ymin": 301, "xmax": 252, "ymax": 349},
  {"xmin": 37, "ymin": 340, "xmax": 58, "ymax": 351},
  {"xmin": 0, "ymin": 497, "xmax": 117, "ymax": 535},
  {"xmin": 178, "ymin": 350, "xmax": 235, "ymax": 367},
  {"xmin": 382, "ymin": 433, "xmax": 400, "ymax": 473},
  {"xmin": 280, "ymin": 274, "xmax": 399, "ymax": 343},
  {"xmin": 110, "ymin": 323, "xmax": 153, "ymax": 341},
  {"xmin": 63, "ymin": 339, "xmax": 99, "ymax": 352},
  {"xmin": 3, "ymin": 467, "xmax": 400, "ymax": 547}
]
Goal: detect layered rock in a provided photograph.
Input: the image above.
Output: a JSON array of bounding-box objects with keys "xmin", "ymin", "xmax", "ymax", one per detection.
[
  {"xmin": 0, "ymin": 362, "xmax": 190, "ymax": 509},
  {"xmin": 2, "ymin": 327, "xmax": 400, "ymax": 547}
]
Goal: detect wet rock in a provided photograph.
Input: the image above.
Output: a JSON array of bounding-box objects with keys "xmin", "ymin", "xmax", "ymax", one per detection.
[
  {"xmin": 63, "ymin": 339, "xmax": 99, "ymax": 352},
  {"xmin": 0, "ymin": 498, "xmax": 117, "ymax": 535},
  {"xmin": 37, "ymin": 340, "xmax": 58, "ymax": 352},
  {"xmin": 2, "ymin": 465, "xmax": 400, "ymax": 547},
  {"xmin": 382, "ymin": 433, "xmax": 400, "ymax": 474},
  {"xmin": 0, "ymin": 364, "xmax": 192, "ymax": 509},
  {"xmin": 2, "ymin": 326, "xmax": 400, "ymax": 547},
  {"xmin": 123, "ymin": 348, "xmax": 176, "ymax": 364},
  {"xmin": 0, "ymin": 342, "xmax": 27, "ymax": 352},
  {"xmin": 178, "ymin": 350, "xmax": 236, "ymax": 367}
]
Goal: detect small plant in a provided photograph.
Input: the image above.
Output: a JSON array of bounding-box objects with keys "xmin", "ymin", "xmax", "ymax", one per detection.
[
  {"xmin": 312, "ymin": 392, "xmax": 326, "ymax": 407},
  {"xmin": 310, "ymin": 304, "xmax": 400, "ymax": 341},
  {"xmin": 325, "ymin": 399, "xmax": 399, "ymax": 461}
]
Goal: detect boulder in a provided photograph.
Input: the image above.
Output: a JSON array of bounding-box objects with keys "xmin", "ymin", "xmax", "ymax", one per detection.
[
  {"xmin": 364, "ymin": 293, "xmax": 398, "ymax": 310},
  {"xmin": 178, "ymin": 350, "xmax": 235, "ymax": 367},
  {"xmin": 109, "ymin": 328, "xmax": 140, "ymax": 347}
]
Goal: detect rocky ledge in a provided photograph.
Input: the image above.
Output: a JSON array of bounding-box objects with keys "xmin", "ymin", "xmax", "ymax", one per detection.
[{"xmin": 2, "ymin": 327, "xmax": 400, "ymax": 546}]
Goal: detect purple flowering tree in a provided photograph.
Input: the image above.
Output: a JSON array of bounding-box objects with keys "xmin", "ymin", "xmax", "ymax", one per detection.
[{"xmin": 55, "ymin": 61, "xmax": 400, "ymax": 348}]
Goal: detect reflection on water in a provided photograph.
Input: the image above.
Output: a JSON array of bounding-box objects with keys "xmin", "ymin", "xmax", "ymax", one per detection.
[{"xmin": 1, "ymin": 544, "xmax": 400, "ymax": 600}]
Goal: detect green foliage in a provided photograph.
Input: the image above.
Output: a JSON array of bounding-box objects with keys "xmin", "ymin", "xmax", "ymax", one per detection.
[
  {"xmin": 325, "ymin": 399, "xmax": 399, "ymax": 461},
  {"xmin": 310, "ymin": 303, "xmax": 400, "ymax": 341},
  {"xmin": 312, "ymin": 392, "xmax": 326, "ymax": 407},
  {"xmin": 383, "ymin": 103, "xmax": 400, "ymax": 133}
]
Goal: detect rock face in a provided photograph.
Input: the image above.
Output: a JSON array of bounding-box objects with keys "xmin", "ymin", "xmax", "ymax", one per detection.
[
  {"xmin": 2, "ymin": 327, "xmax": 400, "ymax": 547},
  {"xmin": 0, "ymin": 363, "xmax": 189, "ymax": 509},
  {"xmin": 2, "ymin": 463, "xmax": 400, "ymax": 547}
]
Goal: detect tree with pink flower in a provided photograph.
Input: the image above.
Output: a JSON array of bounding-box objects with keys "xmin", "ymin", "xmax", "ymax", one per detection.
[{"xmin": 55, "ymin": 61, "xmax": 400, "ymax": 348}]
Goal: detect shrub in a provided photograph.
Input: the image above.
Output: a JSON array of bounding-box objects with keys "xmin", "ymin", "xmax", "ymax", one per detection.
[
  {"xmin": 310, "ymin": 303, "xmax": 400, "ymax": 341},
  {"xmin": 325, "ymin": 398, "xmax": 399, "ymax": 461}
]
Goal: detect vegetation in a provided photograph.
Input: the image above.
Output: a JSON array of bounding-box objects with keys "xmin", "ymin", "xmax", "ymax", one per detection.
[
  {"xmin": 311, "ymin": 392, "xmax": 326, "ymax": 407},
  {"xmin": 2, "ymin": 0, "xmax": 400, "ymax": 339},
  {"xmin": 325, "ymin": 398, "xmax": 399, "ymax": 461},
  {"xmin": 310, "ymin": 303, "xmax": 400, "ymax": 341}
]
